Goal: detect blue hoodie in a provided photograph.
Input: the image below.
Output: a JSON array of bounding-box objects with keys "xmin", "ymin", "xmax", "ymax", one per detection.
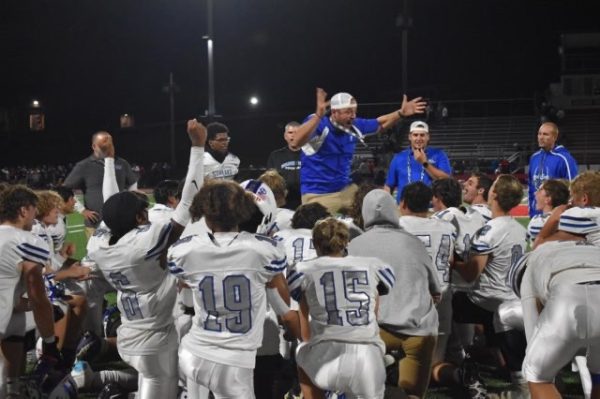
[{"xmin": 528, "ymin": 145, "xmax": 578, "ymax": 217}]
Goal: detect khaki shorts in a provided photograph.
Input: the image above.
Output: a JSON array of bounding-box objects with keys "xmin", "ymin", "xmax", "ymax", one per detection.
[{"xmin": 301, "ymin": 184, "xmax": 358, "ymax": 215}]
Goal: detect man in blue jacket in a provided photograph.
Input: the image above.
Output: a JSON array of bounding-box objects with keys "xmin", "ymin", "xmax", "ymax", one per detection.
[{"xmin": 528, "ymin": 122, "xmax": 578, "ymax": 216}]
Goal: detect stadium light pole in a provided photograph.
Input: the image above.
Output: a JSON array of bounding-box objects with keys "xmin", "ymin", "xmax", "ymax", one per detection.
[
  {"xmin": 204, "ymin": 0, "xmax": 216, "ymax": 122},
  {"xmin": 163, "ymin": 73, "xmax": 179, "ymax": 167},
  {"xmin": 401, "ymin": 0, "xmax": 408, "ymax": 93}
]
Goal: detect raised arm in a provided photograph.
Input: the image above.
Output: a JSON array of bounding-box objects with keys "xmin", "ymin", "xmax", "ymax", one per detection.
[
  {"xmin": 102, "ymin": 141, "xmax": 119, "ymax": 202},
  {"xmin": 376, "ymin": 95, "xmax": 427, "ymax": 131},
  {"xmin": 168, "ymin": 119, "xmax": 207, "ymax": 241},
  {"xmin": 295, "ymin": 88, "xmax": 330, "ymax": 148},
  {"xmin": 413, "ymin": 149, "xmax": 451, "ymax": 180},
  {"xmin": 532, "ymin": 204, "xmax": 584, "ymax": 248}
]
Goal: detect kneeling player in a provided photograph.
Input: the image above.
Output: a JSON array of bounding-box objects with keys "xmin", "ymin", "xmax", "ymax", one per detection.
[
  {"xmin": 288, "ymin": 217, "xmax": 394, "ymax": 399},
  {"xmin": 167, "ymin": 180, "xmax": 297, "ymax": 399},
  {"xmin": 510, "ymin": 240, "xmax": 600, "ymax": 399}
]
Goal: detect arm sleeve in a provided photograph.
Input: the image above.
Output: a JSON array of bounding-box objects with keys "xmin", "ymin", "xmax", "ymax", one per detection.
[
  {"xmin": 171, "ymin": 147, "xmax": 205, "ymax": 227},
  {"xmin": 436, "ymin": 151, "xmax": 452, "ymax": 174},
  {"xmin": 145, "ymin": 223, "xmax": 174, "ymax": 260},
  {"xmin": 355, "ymin": 118, "xmax": 381, "ymax": 136},
  {"xmin": 166, "ymin": 237, "xmax": 193, "ymax": 280},
  {"xmin": 267, "ymin": 287, "xmax": 291, "ymax": 316},
  {"xmin": 103, "ymin": 157, "xmax": 119, "ymax": 202},
  {"xmin": 286, "ymin": 262, "xmax": 306, "ymax": 302},
  {"xmin": 375, "ymin": 263, "xmax": 395, "ymax": 295},
  {"xmin": 559, "ymin": 207, "xmax": 600, "ymax": 235},
  {"xmin": 258, "ymin": 237, "xmax": 287, "ymax": 278},
  {"xmin": 469, "ymin": 225, "xmax": 496, "ymax": 255},
  {"xmin": 16, "ymin": 239, "xmax": 51, "ymax": 267}
]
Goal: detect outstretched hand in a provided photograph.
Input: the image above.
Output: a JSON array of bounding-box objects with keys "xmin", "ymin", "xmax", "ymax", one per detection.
[
  {"xmin": 186, "ymin": 119, "xmax": 207, "ymax": 147},
  {"xmin": 399, "ymin": 95, "xmax": 427, "ymax": 117},
  {"xmin": 315, "ymin": 87, "xmax": 329, "ymax": 118}
]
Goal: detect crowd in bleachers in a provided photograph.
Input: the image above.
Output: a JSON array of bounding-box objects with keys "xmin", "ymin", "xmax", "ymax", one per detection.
[{"xmin": 1, "ymin": 113, "xmax": 599, "ymax": 399}]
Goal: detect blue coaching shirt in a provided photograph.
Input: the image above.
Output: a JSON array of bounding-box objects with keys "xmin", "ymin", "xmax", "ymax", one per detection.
[
  {"xmin": 300, "ymin": 115, "xmax": 379, "ymax": 195},
  {"xmin": 386, "ymin": 147, "xmax": 452, "ymax": 203}
]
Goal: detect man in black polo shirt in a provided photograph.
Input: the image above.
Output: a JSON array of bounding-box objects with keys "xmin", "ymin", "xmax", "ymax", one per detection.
[
  {"xmin": 64, "ymin": 131, "xmax": 138, "ymax": 237},
  {"xmin": 267, "ymin": 121, "xmax": 302, "ymax": 210}
]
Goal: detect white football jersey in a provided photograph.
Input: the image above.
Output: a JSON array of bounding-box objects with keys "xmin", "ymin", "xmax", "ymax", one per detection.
[
  {"xmin": 31, "ymin": 220, "xmax": 62, "ymax": 272},
  {"xmin": 468, "ymin": 216, "xmax": 527, "ymax": 311},
  {"xmin": 469, "ymin": 204, "xmax": 492, "ymax": 222},
  {"xmin": 270, "ymin": 208, "xmax": 294, "ymax": 234},
  {"xmin": 433, "ymin": 207, "xmax": 486, "ymax": 291},
  {"xmin": 527, "ymin": 213, "xmax": 550, "ymax": 245},
  {"xmin": 182, "ymin": 217, "xmax": 210, "ymax": 237},
  {"xmin": 398, "ymin": 215, "xmax": 456, "ymax": 291},
  {"xmin": 559, "ymin": 206, "xmax": 600, "ymax": 246},
  {"xmin": 148, "ymin": 203, "xmax": 174, "ymax": 225},
  {"xmin": 88, "ymin": 221, "xmax": 177, "ymax": 355},
  {"xmin": 274, "ymin": 228, "xmax": 317, "ymax": 268},
  {"xmin": 45, "ymin": 214, "xmax": 66, "ymax": 252},
  {"xmin": 287, "ymin": 255, "xmax": 394, "ymax": 349},
  {"xmin": 0, "ymin": 225, "xmax": 50, "ymax": 335},
  {"xmin": 167, "ymin": 231, "xmax": 287, "ymax": 369},
  {"xmin": 203, "ymin": 152, "xmax": 240, "ymax": 180}
]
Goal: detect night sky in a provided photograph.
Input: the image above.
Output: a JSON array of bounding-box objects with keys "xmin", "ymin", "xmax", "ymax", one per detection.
[{"xmin": 1, "ymin": 1, "xmax": 598, "ymax": 166}]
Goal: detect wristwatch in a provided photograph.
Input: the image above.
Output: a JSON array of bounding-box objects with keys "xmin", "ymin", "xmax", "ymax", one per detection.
[{"xmin": 422, "ymin": 161, "xmax": 429, "ymax": 168}]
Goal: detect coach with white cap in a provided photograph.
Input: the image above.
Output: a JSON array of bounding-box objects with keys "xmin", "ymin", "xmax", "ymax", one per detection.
[
  {"xmin": 385, "ymin": 120, "xmax": 452, "ymax": 203},
  {"xmin": 294, "ymin": 88, "xmax": 426, "ymax": 214}
]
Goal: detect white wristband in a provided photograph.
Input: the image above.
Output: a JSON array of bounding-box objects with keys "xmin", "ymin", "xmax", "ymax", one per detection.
[{"xmin": 267, "ymin": 288, "xmax": 291, "ymax": 316}]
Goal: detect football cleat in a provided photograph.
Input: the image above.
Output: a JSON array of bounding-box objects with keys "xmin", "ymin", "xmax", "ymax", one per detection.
[{"xmin": 459, "ymin": 357, "xmax": 487, "ymax": 399}]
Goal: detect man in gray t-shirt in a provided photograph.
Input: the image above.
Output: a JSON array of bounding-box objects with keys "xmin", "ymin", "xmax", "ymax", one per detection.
[{"xmin": 63, "ymin": 131, "xmax": 137, "ymax": 235}]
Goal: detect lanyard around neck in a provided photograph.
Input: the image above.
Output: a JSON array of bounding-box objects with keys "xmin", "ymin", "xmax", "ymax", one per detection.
[{"xmin": 407, "ymin": 151, "xmax": 426, "ymax": 183}]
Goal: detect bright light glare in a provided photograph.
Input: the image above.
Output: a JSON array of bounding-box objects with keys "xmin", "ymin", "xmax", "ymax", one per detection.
[
  {"xmin": 249, "ymin": 96, "xmax": 259, "ymax": 106},
  {"xmin": 32, "ymin": 100, "xmax": 40, "ymax": 107}
]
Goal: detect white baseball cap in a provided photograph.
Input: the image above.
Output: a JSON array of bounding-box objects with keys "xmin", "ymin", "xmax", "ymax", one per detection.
[
  {"xmin": 330, "ymin": 92, "xmax": 357, "ymax": 110},
  {"xmin": 410, "ymin": 121, "xmax": 429, "ymax": 133}
]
